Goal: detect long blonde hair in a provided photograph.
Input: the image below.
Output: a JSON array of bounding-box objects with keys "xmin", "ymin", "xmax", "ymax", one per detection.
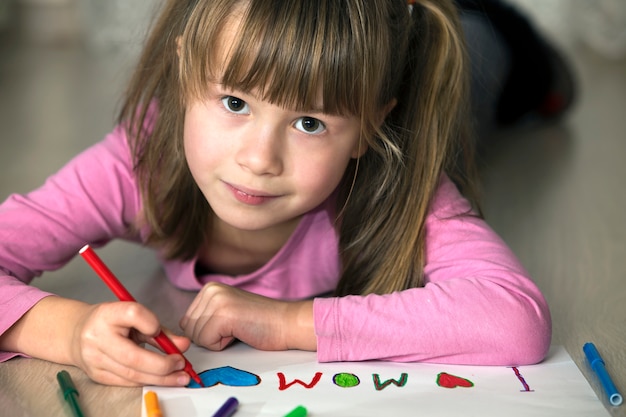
[{"xmin": 119, "ymin": 0, "xmax": 478, "ymax": 296}]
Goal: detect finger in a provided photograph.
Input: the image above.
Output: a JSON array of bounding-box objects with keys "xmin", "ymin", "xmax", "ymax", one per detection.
[
  {"xmin": 76, "ymin": 303, "xmax": 192, "ymax": 386},
  {"xmin": 97, "ymin": 338, "xmax": 192, "ymax": 386},
  {"xmin": 205, "ymin": 335, "xmax": 236, "ymax": 351},
  {"xmin": 108, "ymin": 302, "xmax": 162, "ymax": 338},
  {"xmin": 88, "ymin": 356, "xmax": 190, "ymax": 387},
  {"xmin": 111, "ymin": 334, "xmax": 186, "ymax": 372},
  {"xmin": 181, "ymin": 313, "xmax": 235, "ymax": 351},
  {"xmin": 109, "ymin": 303, "xmax": 193, "ymax": 354},
  {"xmin": 179, "ymin": 314, "xmax": 188, "ymax": 329},
  {"xmin": 87, "ymin": 352, "xmax": 191, "ymax": 387},
  {"xmin": 179, "ymin": 310, "xmax": 207, "ymax": 345},
  {"xmin": 166, "ymin": 332, "xmax": 192, "ymax": 352},
  {"xmin": 181, "ymin": 282, "xmax": 226, "ymax": 328},
  {"xmin": 142, "ymin": 328, "xmax": 192, "ymax": 354},
  {"xmin": 180, "ymin": 290, "xmax": 209, "ymax": 329},
  {"xmin": 179, "ymin": 303, "xmax": 208, "ymax": 340},
  {"xmin": 79, "ymin": 328, "xmax": 188, "ymax": 386},
  {"xmin": 90, "ymin": 369, "xmax": 188, "ymax": 387}
]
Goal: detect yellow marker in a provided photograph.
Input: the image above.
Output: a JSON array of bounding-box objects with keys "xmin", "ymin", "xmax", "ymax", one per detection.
[{"xmin": 144, "ymin": 391, "xmax": 163, "ymax": 417}]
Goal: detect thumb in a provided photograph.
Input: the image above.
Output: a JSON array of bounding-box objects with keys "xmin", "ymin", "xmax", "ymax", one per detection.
[{"xmin": 146, "ymin": 326, "xmax": 192, "ymax": 353}]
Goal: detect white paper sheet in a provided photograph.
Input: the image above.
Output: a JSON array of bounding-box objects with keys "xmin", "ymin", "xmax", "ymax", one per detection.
[{"xmin": 141, "ymin": 344, "xmax": 608, "ymax": 417}]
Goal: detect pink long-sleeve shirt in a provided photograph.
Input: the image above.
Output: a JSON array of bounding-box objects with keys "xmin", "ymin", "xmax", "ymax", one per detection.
[{"xmin": 0, "ymin": 123, "xmax": 551, "ymax": 365}]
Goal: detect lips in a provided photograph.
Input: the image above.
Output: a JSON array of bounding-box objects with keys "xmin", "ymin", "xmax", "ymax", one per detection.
[{"xmin": 224, "ymin": 182, "xmax": 278, "ymax": 206}]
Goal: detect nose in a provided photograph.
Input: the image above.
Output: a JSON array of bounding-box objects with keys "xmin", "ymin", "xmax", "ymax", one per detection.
[{"xmin": 235, "ymin": 124, "xmax": 284, "ymax": 176}]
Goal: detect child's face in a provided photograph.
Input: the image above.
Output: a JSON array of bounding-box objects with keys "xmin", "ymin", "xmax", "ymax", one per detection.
[
  {"xmin": 183, "ymin": 83, "xmax": 363, "ymax": 233},
  {"xmin": 180, "ymin": 12, "xmax": 364, "ymax": 235}
]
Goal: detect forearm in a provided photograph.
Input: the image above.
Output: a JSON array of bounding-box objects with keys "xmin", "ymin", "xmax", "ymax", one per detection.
[
  {"xmin": 0, "ymin": 296, "xmax": 92, "ymax": 366},
  {"xmin": 313, "ymin": 279, "xmax": 551, "ymax": 365}
]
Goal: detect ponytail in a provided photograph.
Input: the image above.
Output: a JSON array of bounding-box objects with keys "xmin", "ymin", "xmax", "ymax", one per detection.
[{"xmin": 335, "ymin": 0, "xmax": 477, "ymax": 296}]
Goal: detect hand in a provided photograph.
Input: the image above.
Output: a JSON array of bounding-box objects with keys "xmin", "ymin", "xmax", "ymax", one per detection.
[
  {"xmin": 70, "ymin": 301, "xmax": 192, "ymax": 387},
  {"xmin": 179, "ymin": 282, "xmax": 316, "ymax": 352}
]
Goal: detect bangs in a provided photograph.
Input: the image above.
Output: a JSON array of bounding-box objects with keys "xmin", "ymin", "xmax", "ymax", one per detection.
[{"xmin": 179, "ymin": 0, "xmax": 374, "ymax": 116}]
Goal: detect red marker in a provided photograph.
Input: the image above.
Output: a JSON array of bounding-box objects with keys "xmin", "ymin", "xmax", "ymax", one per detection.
[{"xmin": 79, "ymin": 244, "xmax": 204, "ymax": 387}]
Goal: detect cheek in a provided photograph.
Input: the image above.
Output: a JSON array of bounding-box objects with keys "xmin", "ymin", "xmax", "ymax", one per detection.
[
  {"xmin": 293, "ymin": 152, "xmax": 352, "ymax": 198},
  {"xmin": 183, "ymin": 108, "xmax": 227, "ymax": 174},
  {"xmin": 292, "ymin": 130, "xmax": 360, "ymax": 197},
  {"xmin": 183, "ymin": 118, "xmax": 202, "ymax": 173}
]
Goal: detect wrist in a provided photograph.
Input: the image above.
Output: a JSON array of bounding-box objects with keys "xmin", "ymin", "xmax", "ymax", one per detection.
[
  {"xmin": 0, "ymin": 296, "xmax": 91, "ymax": 366},
  {"xmin": 285, "ymin": 300, "xmax": 316, "ymax": 351}
]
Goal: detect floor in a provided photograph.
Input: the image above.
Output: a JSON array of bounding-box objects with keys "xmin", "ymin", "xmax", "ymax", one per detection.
[{"xmin": 0, "ymin": 4, "xmax": 625, "ymax": 417}]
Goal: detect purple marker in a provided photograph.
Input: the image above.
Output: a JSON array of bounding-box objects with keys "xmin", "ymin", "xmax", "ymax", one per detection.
[{"xmin": 211, "ymin": 397, "xmax": 239, "ymax": 417}]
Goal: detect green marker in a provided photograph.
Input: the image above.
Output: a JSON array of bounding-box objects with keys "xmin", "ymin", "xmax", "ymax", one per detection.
[
  {"xmin": 56, "ymin": 370, "xmax": 85, "ymax": 417},
  {"xmin": 283, "ymin": 405, "xmax": 307, "ymax": 417}
]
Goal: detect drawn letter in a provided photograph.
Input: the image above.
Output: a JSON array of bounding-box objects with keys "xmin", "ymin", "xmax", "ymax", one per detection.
[
  {"xmin": 277, "ymin": 372, "xmax": 323, "ymax": 391},
  {"xmin": 372, "ymin": 373, "xmax": 408, "ymax": 391},
  {"xmin": 333, "ymin": 373, "xmax": 360, "ymax": 388},
  {"xmin": 511, "ymin": 367, "xmax": 534, "ymax": 392}
]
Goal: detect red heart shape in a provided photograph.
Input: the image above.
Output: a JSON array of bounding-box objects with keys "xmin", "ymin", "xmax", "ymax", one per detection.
[{"xmin": 436, "ymin": 372, "xmax": 474, "ymax": 388}]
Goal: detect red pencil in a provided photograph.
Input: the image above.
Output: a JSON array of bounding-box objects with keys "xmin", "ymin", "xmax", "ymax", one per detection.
[{"xmin": 79, "ymin": 244, "xmax": 204, "ymax": 387}]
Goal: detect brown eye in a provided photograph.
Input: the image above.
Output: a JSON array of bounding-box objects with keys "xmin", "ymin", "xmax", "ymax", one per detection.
[
  {"xmin": 295, "ymin": 117, "xmax": 325, "ymax": 134},
  {"xmin": 222, "ymin": 96, "xmax": 249, "ymax": 114}
]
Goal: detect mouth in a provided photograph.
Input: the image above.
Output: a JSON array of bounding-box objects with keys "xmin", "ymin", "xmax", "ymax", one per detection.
[{"xmin": 224, "ymin": 182, "xmax": 279, "ymax": 206}]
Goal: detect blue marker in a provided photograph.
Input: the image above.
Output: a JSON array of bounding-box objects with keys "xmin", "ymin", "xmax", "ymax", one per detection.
[{"xmin": 583, "ymin": 342, "xmax": 623, "ymax": 406}]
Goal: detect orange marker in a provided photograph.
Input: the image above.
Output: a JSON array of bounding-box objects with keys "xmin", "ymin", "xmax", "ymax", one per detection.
[
  {"xmin": 144, "ymin": 391, "xmax": 163, "ymax": 417},
  {"xmin": 79, "ymin": 244, "xmax": 204, "ymax": 387}
]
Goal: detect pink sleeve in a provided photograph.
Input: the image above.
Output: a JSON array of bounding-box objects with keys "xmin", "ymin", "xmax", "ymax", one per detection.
[
  {"xmin": 0, "ymin": 125, "xmax": 142, "ymax": 361},
  {"xmin": 313, "ymin": 176, "xmax": 551, "ymax": 366}
]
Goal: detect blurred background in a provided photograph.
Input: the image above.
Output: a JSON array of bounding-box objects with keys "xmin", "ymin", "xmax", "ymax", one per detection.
[
  {"xmin": 0, "ymin": 0, "xmax": 625, "ymax": 416},
  {"xmin": 1, "ymin": 0, "xmax": 626, "ymax": 54}
]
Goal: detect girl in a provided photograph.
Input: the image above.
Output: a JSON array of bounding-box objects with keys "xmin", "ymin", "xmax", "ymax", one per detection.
[{"xmin": 0, "ymin": 0, "xmax": 551, "ymax": 387}]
